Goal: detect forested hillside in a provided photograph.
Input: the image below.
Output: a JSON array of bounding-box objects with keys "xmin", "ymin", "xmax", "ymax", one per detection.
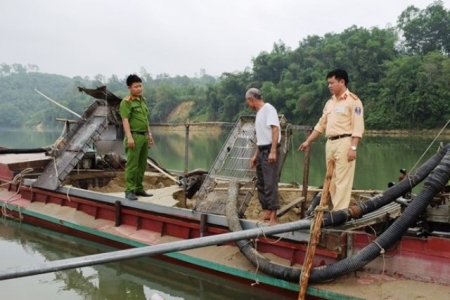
[{"xmin": 1, "ymin": 1, "xmax": 449, "ymax": 130}]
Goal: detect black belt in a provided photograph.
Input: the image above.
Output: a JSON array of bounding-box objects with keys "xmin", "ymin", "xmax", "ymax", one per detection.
[
  {"xmin": 131, "ymin": 131, "xmax": 147, "ymax": 135},
  {"xmin": 328, "ymin": 134, "xmax": 352, "ymax": 141},
  {"xmin": 258, "ymin": 144, "xmax": 281, "ymax": 151}
]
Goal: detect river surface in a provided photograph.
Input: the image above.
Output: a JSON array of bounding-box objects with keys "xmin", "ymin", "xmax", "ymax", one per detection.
[
  {"xmin": 1, "ymin": 127, "xmax": 444, "ymax": 191},
  {"xmin": 0, "ymin": 219, "xmax": 296, "ymax": 300},
  {"xmin": 0, "ymin": 127, "xmax": 446, "ymax": 300}
]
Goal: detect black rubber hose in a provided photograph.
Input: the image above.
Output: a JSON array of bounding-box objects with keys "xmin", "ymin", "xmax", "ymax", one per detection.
[
  {"xmin": 226, "ymin": 145, "xmax": 450, "ymax": 282},
  {"xmin": 321, "ymin": 143, "xmax": 450, "ymax": 228},
  {"xmin": 225, "ymin": 181, "xmax": 311, "ymax": 279},
  {"xmin": 308, "ymin": 148, "xmax": 450, "ymax": 282},
  {"xmin": 305, "ymin": 192, "xmax": 321, "ymax": 217},
  {"xmin": 0, "ymin": 148, "xmax": 48, "ymax": 154},
  {"xmin": 354, "ymin": 143, "xmax": 450, "ymax": 216}
]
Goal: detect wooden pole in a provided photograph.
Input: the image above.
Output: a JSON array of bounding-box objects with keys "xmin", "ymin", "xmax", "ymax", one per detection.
[
  {"xmin": 298, "ymin": 160, "xmax": 335, "ymax": 300},
  {"xmin": 147, "ymin": 159, "xmax": 179, "ymax": 184},
  {"xmin": 182, "ymin": 119, "xmax": 190, "ymax": 208},
  {"xmin": 301, "ymin": 129, "xmax": 312, "ymax": 218}
]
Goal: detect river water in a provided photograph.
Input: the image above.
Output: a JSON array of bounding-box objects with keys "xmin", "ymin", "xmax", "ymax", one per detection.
[
  {"xmin": 1, "ymin": 127, "xmax": 441, "ymax": 190},
  {"xmin": 0, "ymin": 219, "xmax": 296, "ymax": 300},
  {"xmin": 0, "ymin": 127, "xmax": 446, "ymax": 299}
]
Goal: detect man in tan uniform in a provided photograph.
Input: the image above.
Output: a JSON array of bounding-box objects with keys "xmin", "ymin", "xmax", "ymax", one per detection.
[{"xmin": 298, "ymin": 69, "xmax": 364, "ymax": 210}]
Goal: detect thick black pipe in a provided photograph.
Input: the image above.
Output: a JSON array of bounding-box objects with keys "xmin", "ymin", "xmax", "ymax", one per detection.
[
  {"xmin": 305, "ymin": 191, "xmax": 321, "ymax": 217},
  {"xmin": 227, "ymin": 145, "xmax": 450, "ymax": 282},
  {"xmin": 355, "ymin": 144, "xmax": 450, "ymax": 215},
  {"xmin": 226, "ymin": 181, "xmax": 306, "ymax": 279},
  {"xmin": 308, "ymin": 148, "xmax": 450, "ymax": 282},
  {"xmin": 321, "ymin": 143, "xmax": 450, "ymax": 228}
]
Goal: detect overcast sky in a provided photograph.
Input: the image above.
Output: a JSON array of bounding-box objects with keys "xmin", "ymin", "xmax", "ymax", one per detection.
[{"xmin": 1, "ymin": 0, "xmax": 447, "ymax": 79}]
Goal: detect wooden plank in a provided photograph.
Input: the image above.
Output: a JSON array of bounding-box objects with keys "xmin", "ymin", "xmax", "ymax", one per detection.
[{"xmin": 277, "ymin": 197, "xmax": 305, "ymax": 217}]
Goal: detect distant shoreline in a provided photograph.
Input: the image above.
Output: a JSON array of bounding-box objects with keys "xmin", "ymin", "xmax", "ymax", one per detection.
[
  {"xmin": 151, "ymin": 122, "xmax": 229, "ymax": 136},
  {"xmin": 364, "ymin": 129, "xmax": 450, "ymax": 137},
  {"xmin": 152, "ymin": 122, "xmax": 232, "ymax": 130},
  {"xmin": 151, "ymin": 122, "xmax": 450, "ymax": 137}
]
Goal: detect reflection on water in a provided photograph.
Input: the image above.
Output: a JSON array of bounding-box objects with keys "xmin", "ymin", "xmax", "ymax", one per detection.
[
  {"xmin": 0, "ymin": 128, "xmax": 62, "ymax": 149},
  {"xmin": 0, "ymin": 220, "xmax": 296, "ymax": 300},
  {"xmin": 148, "ymin": 129, "xmax": 443, "ymax": 192},
  {"xmin": 0, "ymin": 128, "xmax": 446, "ymax": 299},
  {"xmin": 0, "ymin": 128, "xmax": 446, "ymax": 192}
]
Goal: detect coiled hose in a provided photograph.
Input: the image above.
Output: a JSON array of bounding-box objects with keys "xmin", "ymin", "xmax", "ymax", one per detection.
[{"xmin": 226, "ymin": 144, "xmax": 450, "ymax": 282}]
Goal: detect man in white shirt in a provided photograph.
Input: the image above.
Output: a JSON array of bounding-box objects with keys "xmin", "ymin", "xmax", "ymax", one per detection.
[{"xmin": 245, "ymin": 88, "xmax": 281, "ymax": 225}]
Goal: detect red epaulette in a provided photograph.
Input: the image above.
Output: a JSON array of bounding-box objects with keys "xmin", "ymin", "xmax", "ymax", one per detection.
[{"xmin": 349, "ymin": 92, "xmax": 359, "ymax": 100}]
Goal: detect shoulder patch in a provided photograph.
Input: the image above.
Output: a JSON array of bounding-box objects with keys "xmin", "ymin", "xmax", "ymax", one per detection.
[{"xmin": 349, "ymin": 92, "xmax": 359, "ymax": 100}]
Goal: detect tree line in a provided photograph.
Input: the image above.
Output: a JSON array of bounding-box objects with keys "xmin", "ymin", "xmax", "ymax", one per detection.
[{"xmin": 0, "ymin": 1, "xmax": 449, "ymax": 130}]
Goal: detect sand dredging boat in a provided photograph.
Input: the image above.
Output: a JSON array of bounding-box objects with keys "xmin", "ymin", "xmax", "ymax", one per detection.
[{"xmin": 1, "ymin": 86, "xmax": 450, "ymax": 299}]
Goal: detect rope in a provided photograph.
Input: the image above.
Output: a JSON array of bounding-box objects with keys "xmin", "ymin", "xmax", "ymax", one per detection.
[
  {"xmin": 38, "ymin": 120, "xmax": 67, "ymax": 158},
  {"xmin": 253, "ymin": 220, "xmax": 286, "ymax": 243},
  {"xmin": 43, "ymin": 155, "xmax": 62, "ymax": 189},
  {"xmin": 373, "ymin": 240, "xmax": 386, "ymax": 255},
  {"xmin": 66, "ymin": 185, "xmax": 73, "ymax": 202},
  {"xmin": 250, "ymin": 227, "xmax": 263, "ymax": 286},
  {"xmin": 407, "ymin": 174, "xmax": 416, "ymax": 190},
  {"xmin": 52, "ymin": 156, "xmax": 59, "ymax": 180},
  {"xmin": 323, "ymin": 225, "xmax": 391, "ymax": 299},
  {"xmin": 373, "ymin": 240, "xmax": 387, "ymax": 299},
  {"xmin": 248, "ymin": 222, "xmax": 286, "ymax": 286},
  {"xmin": 409, "ymin": 117, "xmax": 450, "ymax": 173},
  {"xmin": 314, "ymin": 205, "xmax": 330, "ymax": 214},
  {"xmin": 1, "ymin": 168, "xmax": 33, "ymax": 220}
]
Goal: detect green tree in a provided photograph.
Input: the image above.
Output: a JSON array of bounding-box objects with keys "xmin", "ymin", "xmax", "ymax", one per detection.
[{"xmin": 397, "ymin": 1, "xmax": 450, "ymax": 55}]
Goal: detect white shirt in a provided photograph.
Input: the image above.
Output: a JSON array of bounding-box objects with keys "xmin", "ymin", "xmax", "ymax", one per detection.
[{"xmin": 255, "ymin": 103, "xmax": 281, "ymax": 145}]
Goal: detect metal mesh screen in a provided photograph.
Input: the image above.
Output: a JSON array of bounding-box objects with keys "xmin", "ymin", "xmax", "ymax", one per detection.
[{"xmin": 195, "ymin": 115, "xmax": 289, "ymax": 216}]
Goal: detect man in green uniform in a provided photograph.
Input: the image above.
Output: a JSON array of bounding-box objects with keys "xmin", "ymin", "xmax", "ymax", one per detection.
[{"xmin": 119, "ymin": 74, "xmax": 154, "ymax": 200}]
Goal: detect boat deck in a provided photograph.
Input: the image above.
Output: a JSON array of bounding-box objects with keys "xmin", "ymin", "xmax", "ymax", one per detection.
[
  {"xmin": 0, "ymin": 153, "xmax": 51, "ymax": 181},
  {"xmin": 1, "ymin": 184, "xmax": 450, "ymax": 300}
]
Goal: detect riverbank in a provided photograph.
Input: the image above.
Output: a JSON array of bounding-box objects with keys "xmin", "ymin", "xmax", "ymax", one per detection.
[
  {"xmin": 151, "ymin": 122, "xmax": 231, "ymax": 137},
  {"xmin": 365, "ymin": 128, "xmax": 450, "ymax": 137},
  {"xmin": 151, "ymin": 122, "xmax": 450, "ymax": 140}
]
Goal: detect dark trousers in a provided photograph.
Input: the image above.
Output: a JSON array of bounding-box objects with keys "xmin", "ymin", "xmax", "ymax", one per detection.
[{"xmin": 256, "ymin": 148, "xmax": 281, "ymax": 210}]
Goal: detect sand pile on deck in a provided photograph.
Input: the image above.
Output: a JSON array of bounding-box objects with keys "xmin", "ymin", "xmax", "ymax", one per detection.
[
  {"xmin": 244, "ymin": 185, "xmax": 303, "ymax": 223},
  {"xmin": 89, "ymin": 172, "xmax": 175, "ymax": 193},
  {"xmin": 85, "ymin": 171, "xmax": 304, "ymax": 222}
]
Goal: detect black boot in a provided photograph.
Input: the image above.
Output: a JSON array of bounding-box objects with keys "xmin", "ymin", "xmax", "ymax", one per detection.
[
  {"xmin": 125, "ymin": 192, "xmax": 138, "ymax": 201},
  {"xmin": 135, "ymin": 190, "xmax": 153, "ymax": 197}
]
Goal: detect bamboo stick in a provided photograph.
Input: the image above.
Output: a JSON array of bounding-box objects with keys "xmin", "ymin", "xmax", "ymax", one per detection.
[{"xmin": 298, "ymin": 160, "xmax": 335, "ymax": 299}]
